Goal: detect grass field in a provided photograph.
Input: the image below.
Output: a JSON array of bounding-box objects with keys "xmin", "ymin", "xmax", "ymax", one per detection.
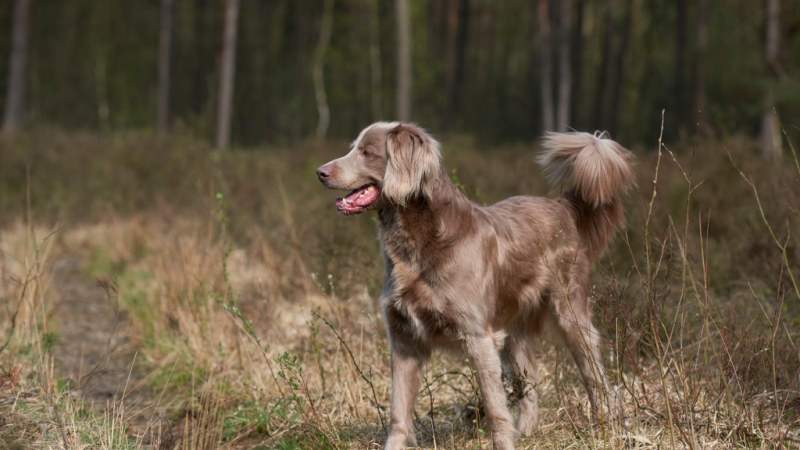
[{"xmin": 1, "ymin": 125, "xmax": 799, "ymax": 449}]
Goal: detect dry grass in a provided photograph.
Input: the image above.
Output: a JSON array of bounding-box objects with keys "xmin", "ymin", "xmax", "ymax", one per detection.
[
  {"xmin": 0, "ymin": 128, "xmax": 799, "ymax": 449},
  {"xmin": 0, "ymin": 223, "xmax": 135, "ymax": 449}
]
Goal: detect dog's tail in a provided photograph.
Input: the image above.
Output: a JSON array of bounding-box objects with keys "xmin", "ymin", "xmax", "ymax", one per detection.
[{"xmin": 538, "ymin": 131, "xmax": 635, "ymax": 260}]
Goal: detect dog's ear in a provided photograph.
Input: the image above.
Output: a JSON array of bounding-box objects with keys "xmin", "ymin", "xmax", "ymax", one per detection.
[{"xmin": 383, "ymin": 124, "xmax": 442, "ymax": 206}]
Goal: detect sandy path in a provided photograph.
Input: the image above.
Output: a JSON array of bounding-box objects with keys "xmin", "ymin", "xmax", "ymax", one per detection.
[{"xmin": 51, "ymin": 258, "xmax": 156, "ymax": 438}]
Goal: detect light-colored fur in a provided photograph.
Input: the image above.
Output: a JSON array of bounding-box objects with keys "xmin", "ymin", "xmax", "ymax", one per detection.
[
  {"xmin": 539, "ymin": 131, "xmax": 635, "ymax": 206},
  {"xmin": 383, "ymin": 125, "xmax": 442, "ymax": 206},
  {"xmin": 316, "ymin": 123, "xmax": 635, "ymax": 450}
]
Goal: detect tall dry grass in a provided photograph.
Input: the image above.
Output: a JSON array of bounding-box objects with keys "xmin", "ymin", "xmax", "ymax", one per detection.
[
  {"xmin": 0, "ymin": 127, "xmax": 799, "ymax": 448},
  {"xmin": 0, "ymin": 221, "xmax": 151, "ymax": 449}
]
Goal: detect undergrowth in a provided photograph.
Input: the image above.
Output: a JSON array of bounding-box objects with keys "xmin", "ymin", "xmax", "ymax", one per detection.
[{"xmin": 0, "ymin": 124, "xmax": 799, "ymax": 448}]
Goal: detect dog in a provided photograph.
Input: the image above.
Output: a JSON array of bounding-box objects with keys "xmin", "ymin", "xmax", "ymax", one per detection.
[{"xmin": 316, "ymin": 122, "xmax": 634, "ymax": 450}]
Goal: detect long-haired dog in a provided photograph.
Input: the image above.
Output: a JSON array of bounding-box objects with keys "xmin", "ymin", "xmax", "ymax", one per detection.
[{"xmin": 316, "ymin": 122, "xmax": 634, "ymax": 450}]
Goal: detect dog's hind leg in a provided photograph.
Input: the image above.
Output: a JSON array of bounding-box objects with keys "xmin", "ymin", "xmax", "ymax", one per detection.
[
  {"xmin": 467, "ymin": 334, "xmax": 518, "ymax": 450},
  {"xmin": 502, "ymin": 336, "xmax": 540, "ymax": 436},
  {"xmin": 551, "ymin": 280, "xmax": 616, "ymax": 422}
]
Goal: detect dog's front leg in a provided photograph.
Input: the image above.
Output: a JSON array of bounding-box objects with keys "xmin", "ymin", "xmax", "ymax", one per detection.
[
  {"xmin": 468, "ymin": 335, "xmax": 518, "ymax": 450},
  {"xmin": 384, "ymin": 345, "xmax": 426, "ymax": 450}
]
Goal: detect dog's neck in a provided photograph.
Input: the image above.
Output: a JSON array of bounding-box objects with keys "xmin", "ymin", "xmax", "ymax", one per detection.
[{"xmin": 378, "ymin": 167, "xmax": 474, "ymax": 271}]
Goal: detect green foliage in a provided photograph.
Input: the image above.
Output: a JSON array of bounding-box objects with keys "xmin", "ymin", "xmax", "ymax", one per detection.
[
  {"xmin": 40, "ymin": 332, "xmax": 58, "ymax": 354},
  {"xmin": 222, "ymin": 400, "xmax": 272, "ymax": 442},
  {"xmin": 275, "ymin": 352, "xmax": 305, "ymax": 407}
]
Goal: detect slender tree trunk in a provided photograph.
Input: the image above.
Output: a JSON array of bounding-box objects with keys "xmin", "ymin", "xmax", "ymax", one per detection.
[
  {"xmin": 538, "ymin": 0, "xmax": 554, "ymax": 132},
  {"xmin": 395, "ymin": 0, "xmax": 411, "ymax": 122},
  {"xmin": 693, "ymin": 0, "xmax": 708, "ymax": 135},
  {"xmin": 367, "ymin": 0, "xmax": 382, "ymax": 122},
  {"xmin": 454, "ymin": 0, "xmax": 469, "ymax": 101},
  {"xmin": 570, "ymin": 0, "xmax": 584, "ymax": 127},
  {"xmin": 190, "ymin": 0, "xmax": 208, "ymax": 116},
  {"xmin": 593, "ymin": 0, "xmax": 615, "ymax": 131},
  {"xmin": 292, "ymin": 1, "xmax": 309, "ymax": 140},
  {"xmin": 442, "ymin": 0, "xmax": 459, "ymax": 132},
  {"xmin": 556, "ymin": 0, "xmax": 571, "ymax": 132},
  {"xmin": 313, "ymin": 0, "xmax": 334, "ymax": 138},
  {"xmin": 215, "ymin": 0, "xmax": 240, "ymax": 149},
  {"xmin": 607, "ymin": 0, "xmax": 632, "ymax": 138},
  {"xmin": 442, "ymin": 0, "xmax": 468, "ymax": 133},
  {"xmin": 428, "ymin": 0, "xmax": 444, "ymax": 56},
  {"xmin": 157, "ymin": 0, "xmax": 175, "ymax": 133},
  {"xmin": 760, "ymin": 0, "xmax": 781, "ymax": 160},
  {"xmin": 95, "ymin": 46, "xmax": 110, "ymax": 131},
  {"xmin": 2, "ymin": 0, "xmax": 31, "ymax": 134},
  {"xmin": 675, "ymin": 0, "xmax": 687, "ymax": 129},
  {"xmin": 528, "ymin": 3, "xmax": 538, "ymax": 137}
]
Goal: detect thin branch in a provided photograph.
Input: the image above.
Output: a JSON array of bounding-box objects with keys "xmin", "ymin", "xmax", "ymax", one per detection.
[{"xmin": 312, "ymin": 310, "xmax": 387, "ymax": 434}]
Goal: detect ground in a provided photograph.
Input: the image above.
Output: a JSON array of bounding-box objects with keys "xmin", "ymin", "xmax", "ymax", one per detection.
[{"xmin": 51, "ymin": 258, "xmax": 156, "ymax": 440}]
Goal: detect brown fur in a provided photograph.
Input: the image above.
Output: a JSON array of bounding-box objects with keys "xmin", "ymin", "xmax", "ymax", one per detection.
[{"xmin": 317, "ymin": 123, "xmax": 635, "ymax": 450}]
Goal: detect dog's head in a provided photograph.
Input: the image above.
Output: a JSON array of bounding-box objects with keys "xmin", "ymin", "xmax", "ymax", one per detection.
[{"xmin": 316, "ymin": 122, "xmax": 442, "ymax": 215}]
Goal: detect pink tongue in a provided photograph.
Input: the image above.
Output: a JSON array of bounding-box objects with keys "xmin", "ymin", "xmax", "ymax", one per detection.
[
  {"xmin": 336, "ymin": 186, "xmax": 380, "ymax": 210},
  {"xmin": 348, "ymin": 186, "xmax": 380, "ymax": 206}
]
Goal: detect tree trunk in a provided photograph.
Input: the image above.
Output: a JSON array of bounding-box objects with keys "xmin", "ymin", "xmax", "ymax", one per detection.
[
  {"xmin": 593, "ymin": 0, "xmax": 614, "ymax": 131},
  {"xmin": 190, "ymin": 0, "xmax": 208, "ymax": 116},
  {"xmin": 428, "ymin": 0, "xmax": 444, "ymax": 56},
  {"xmin": 442, "ymin": 0, "xmax": 468, "ymax": 132},
  {"xmin": 454, "ymin": 0, "xmax": 469, "ymax": 104},
  {"xmin": 95, "ymin": 47, "xmax": 110, "ymax": 131},
  {"xmin": 313, "ymin": 0, "xmax": 334, "ymax": 138},
  {"xmin": 675, "ymin": 0, "xmax": 687, "ymax": 129},
  {"xmin": 291, "ymin": 1, "xmax": 309, "ymax": 141},
  {"xmin": 215, "ymin": 0, "xmax": 240, "ymax": 149},
  {"xmin": 556, "ymin": 0, "xmax": 571, "ymax": 132},
  {"xmin": 693, "ymin": 0, "xmax": 708, "ymax": 136},
  {"xmin": 395, "ymin": 0, "xmax": 411, "ymax": 122},
  {"xmin": 442, "ymin": 0, "xmax": 458, "ymax": 132},
  {"xmin": 538, "ymin": 0, "xmax": 554, "ymax": 132},
  {"xmin": 157, "ymin": 0, "xmax": 175, "ymax": 134},
  {"xmin": 367, "ymin": 0, "xmax": 383, "ymax": 122},
  {"xmin": 760, "ymin": 0, "xmax": 781, "ymax": 161},
  {"xmin": 570, "ymin": 0, "xmax": 584, "ymax": 127},
  {"xmin": 607, "ymin": 0, "xmax": 632, "ymax": 138},
  {"xmin": 2, "ymin": 0, "xmax": 31, "ymax": 134}
]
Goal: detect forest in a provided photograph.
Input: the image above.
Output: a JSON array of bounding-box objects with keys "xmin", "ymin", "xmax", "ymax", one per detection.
[
  {"xmin": 1, "ymin": 0, "xmax": 798, "ymax": 149},
  {"xmin": 1, "ymin": 0, "xmax": 800, "ymax": 449}
]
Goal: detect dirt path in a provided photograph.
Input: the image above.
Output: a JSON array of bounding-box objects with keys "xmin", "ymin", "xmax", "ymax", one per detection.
[{"xmin": 51, "ymin": 258, "xmax": 156, "ymax": 438}]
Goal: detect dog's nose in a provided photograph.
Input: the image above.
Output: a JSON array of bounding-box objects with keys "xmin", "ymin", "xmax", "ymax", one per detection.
[{"xmin": 316, "ymin": 165, "xmax": 332, "ymax": 181}]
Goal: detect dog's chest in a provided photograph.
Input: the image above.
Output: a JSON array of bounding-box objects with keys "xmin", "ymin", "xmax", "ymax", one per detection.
[
  {"xmin": 388, "ymin": 292, "xmax": 460, "ymax": 344},
  {"xmin": 383, "ymin": 259, "xmax": 463, "ymax": 342},
  {"xmin": 378, "ymin": 206, "xmax": 470, "ymax": 344},
  {"xmin": 378, "ymin": 207, "xmax": 454, "ymax": 275}
]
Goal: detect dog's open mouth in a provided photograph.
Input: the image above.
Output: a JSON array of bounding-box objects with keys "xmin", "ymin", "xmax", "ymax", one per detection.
[{"xmin": 335, "ymin": 184, "xmax": 381, "ymax": 215}]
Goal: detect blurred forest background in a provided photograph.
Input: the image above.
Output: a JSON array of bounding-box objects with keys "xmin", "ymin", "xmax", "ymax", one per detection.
[{"xmin": 1, "ymin": 0, "xmax": 799, "ymax": 152}]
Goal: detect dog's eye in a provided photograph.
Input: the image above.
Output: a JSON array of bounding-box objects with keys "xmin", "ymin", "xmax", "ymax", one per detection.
[{"xmin": 361, "ymin": 147, "xmax": 373, "ymax": 157}]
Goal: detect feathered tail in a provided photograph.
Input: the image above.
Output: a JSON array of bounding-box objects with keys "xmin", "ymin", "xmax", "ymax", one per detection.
[{"xmin": 538, "ymin": 131, "xmax": 635, "ymax": 261}]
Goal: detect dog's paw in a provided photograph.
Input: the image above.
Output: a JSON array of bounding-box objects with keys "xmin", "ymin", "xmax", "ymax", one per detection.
[
  {"xmin": 517, "ymin": 400, "xmax": 539, "ymax": 436},
  {"xmin": 383, "ymin": 430, "xmax": 416, "ymax": 450}
]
